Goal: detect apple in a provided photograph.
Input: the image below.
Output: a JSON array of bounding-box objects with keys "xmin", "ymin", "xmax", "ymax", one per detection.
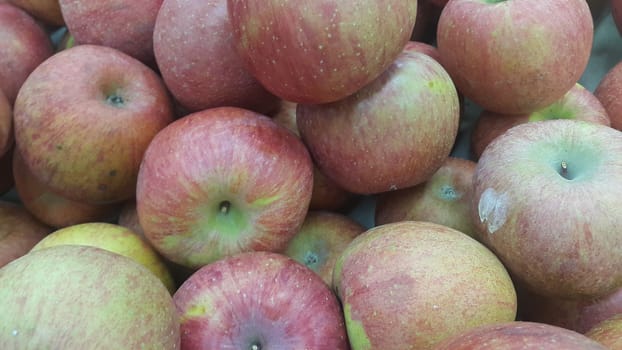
[
  {"xmin": 227, "ymin": 0, "xmax": 418, "ymax": 104},
  {"xmin": 333, "ymin": 221, "xmax": 517, "ymax": 350},
  {"xmin": 174, "ymin": 251, "xmax": 349, "ymax": 349},
  {"xmin": 0, "ymin": 88, "xmax": 12, "ymax": 158},
  {"xmin": 0, "ymin": 200, "xmax": 50, "ymax": 268},
  {"xmin": 0, "ymin": 245, "xmax": 180, "ymax": 348},
  {"xmin": 472, "ymin": 119, "xmax": 622, "ymax": 299},
  {"xmin": 30, "ymin": 221, "xmax": 176, "ymax": 294},
  {"xmin": 437, "ymin": 0, "xmax": 593, "ymax": 114},
  {"xmin": 13, "ymin": 44, "xmax": 174, "ymax": 205},
  {"xmin": 282, "ymin": 210, "xmax": 364, "ymax": 286},
  {"xmin": 297, "ymin": 43, "xmax": 460, "ymax": 195},
  {"xmin": 7, "ymin": 0, "xmax": 64, "ymax": 27},
  {"xmin": 153, "ymin": 0, "xmax": 279, "ymax": 115},
  {"xmin": 586, "ymin": 314, "xmax": 622, "ymax": 349},
  {"xmin": 471, "ymin": 83, "xmax": 610, "ymax": 160},
  {"xmin": 12, "ymin": 149, "xmax": 121, "ymax": 228},
  {"xmin": 434, "ymin": 321, "xmax": 607, "ymax": 350},
  {"xmin": 58, "ymin": 0, "xmax": 163, "ymax": 66},
  {"xmin": 594, "ymin": 60, "xmax": 622, "ymax": 132},
  {"xmin": 0, "ymin": 2, "xmax": 54, "ymax": 104},
  {"xmin": 375, "ymin": 156, "xmax": 478, "ymax": 238},
  {"xmin": 136, "ymin": 106, "xmax": 314, "ymax": 269}
]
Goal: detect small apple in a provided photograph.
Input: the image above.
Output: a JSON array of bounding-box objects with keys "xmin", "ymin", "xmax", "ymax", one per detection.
[
  {"xmin": 0, "ymin": 245, "xmax": 180, "ymax": 348},
  {"xmin": 586, "ymin": 314, "xmax": 622, "ymax": 349},
  {"xmin": 333, "ymin": 221, "xmax": 517, "ymax": 350},
  {"xmin": 437, "ymin": 0, "xmax": 593, "ymax": 114},
  {"xmin": 136, "ymin": 106, "xmax": 313, "ymax": 269},
  {"xmin": 594, "ymin": 60, "xmax": 622, "ymax": 131},
  {"xmin": 174, "ymin": 251, "xmax": 349, "ymax": 349},
  {"xmin": 227, "ymin": 0, "xmax": 418, "ymax": 104},
  {"xmin": 0, "ymin": 88, "xmax": 12, "ymax": 158},
  {"xmin": 13, "ymin": 44, "xmax": 174, "ymax": 204},
  {"xmin": 7, "ymin": 0, "xmax": 64, "ymax": 27},
  {"xmin": 472, "ymin": 119, "xmax": 622, "ymax": 299},
  {"xmin": 0, "ymin": 200, "xmax": 50, "ymax": 268}
]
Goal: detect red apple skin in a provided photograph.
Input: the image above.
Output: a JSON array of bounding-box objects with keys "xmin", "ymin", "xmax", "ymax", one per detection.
[
  {"xmin": 594, "ymin": 61, "xmax": 622, "ymax": 132},
  {"xmin": 7, "ymin": 0, "xmax": 64, "ymax": 27},
  {"xmin": 0, "ymin": 88, "xmax": 12, "ymax": 158},
  {"xmin": 434, "ymin": 321, "xmax": 607, "ymax": 350},
  {"xmin": 59, "ymin": 0, "xmax": 162, "ymax": 66},
  {"xmin": 437, "ymin": 0, "xmax": 593, "ymax": 115},
  {"xmin": 0, "ymin": 3, "xmax": 53, "ymax": 104},
  {"xmin": 13, "ymin": 44, "xmax": 174, "ymax": 205},
  {"xmin": 0, "ymin": 200, "xmax": 51, "ymax": 268},
  {"xmin": 174, "ymin": 251, "xmax": 349, "ymax": 349},
  {"xmin": 472, "ymin": 120, "xmax": 622, "ymax": 299},
  {"xmin": 136, "ymin": 107, "xmax": 314, "ymax": 269},
  {"xmin": 297, "ymin": 45, "xmax": 460, "ymax": 195},
  {"xmin": 227, "ymin": 0, "xmax": 418, "ymax": 104},
  {"xmin": 333, "ymin": 221, "xmax": 517, "ymax": 350},
  {"xmin": 12, "ymin": 149, "xmax": 120, "ymax": 228},
  {"xmin": 153, "ymin": 0, "xmax": 279, "ymax": 115},
  {"xmin": 586, "ymin": 314, "xmax": 622, "ymax": 349},
  {"xmin": 375, "ymin": 156, "xmax": 478, "ymax": 238},
  {"xmin": 471, "ymin": 83, "xmax": 610, "ymax": 160}
]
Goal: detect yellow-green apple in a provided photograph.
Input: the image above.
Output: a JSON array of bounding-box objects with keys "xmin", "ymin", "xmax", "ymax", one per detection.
[
  {"xmin": 174, "ymin": 251, "xmax": 349, "ymax": 349},
  {"xmin": 58, "ymin": 0, "xmax": 163, "ymax": 66},
  {"xmin": 12, "ymin": 150, "xmax": 121, "ymax": 228},
  {"xmin": 153, "ymin": 0, "xmax": 279, "ymax": 114},
  {"xmin": 0, "ymin": 2, "xmax": 53, "ymax": 103},
  {"xmin": 0, "ymin": 200, "xmax": 50, "ymax": 267},
  {"xmin": 13, "ymin": 44, "xmax": 174, "ymax": 204},
  {"xmin": 586, "ymin": 314, "xmax": 622, "ymax": 349},
  {"xmin": 375, "ymin": 156, "xmax": 478, "ymax": 238},
  {"xmin": 437, "ymin": 0, "xmax": 593, "ymax": 114},
  {"xmin": 594, "ymin": 60, "xmax": 622, "ymax": 131},
  {"xmin": 7, "ymin": 0, "xmax": 64, "ymax": 27},
  {"xmin": 0, "ymin": 245, "xmax": 180, "ymax": 348},
  {"xmin": 29, "ymin": 222, "xmax": 176, "ymax": 294},
  {"xmin": 227, "ymin": 0, "xmax": 418, "ymax": 104},
  {"xmin": 282, "ymin": 210, "xmax": 364, "ymax": 286},
  {"xmin": 136, "ymin": 107, "xmax": 314, "ymax": 269},
  {"xmin": 0, "ymin": 88, "xmax": 11, "ymax": 158},
  {"xmin": 472, "ymin": 119, "xmax": 622, "ymax": 299},
  {"xmin": 471, "ymin": 83, "xmax": 610, "ymax": 160},
  {"xmin": 297, "ymin": 44, "xmax": 460, "ymax": 195},
  {"xmin": 333, "ymin": 221, "xmax": 517, "ymax": 350},
  {"xmin": 434, "ymin": 321, "xmax": 607, "ymax": 350}
]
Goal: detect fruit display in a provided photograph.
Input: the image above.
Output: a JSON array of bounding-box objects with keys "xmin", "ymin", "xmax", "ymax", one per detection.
[{"xmin": 2, "ymin": 0, "xmax": 622, "ymax": 348}]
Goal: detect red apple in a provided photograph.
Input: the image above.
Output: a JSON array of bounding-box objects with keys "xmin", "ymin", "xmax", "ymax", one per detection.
[
  {"xmin": 472, "ymin": 119, "xmax": 622, "ymax": 299},
  {"xmin": 174, "ymin": 251, "xmax": 349, "ymax": 349},
  {"xmin": 13, "ymin": 44, "xmax": 174, "ymax": 204},
  {"xmin": 0, "ymin": 2, "xmax": 53, "ymax": 103},
  {"xmin": 0, "ymin": 200, "xmax": 51, "ymax": 268},
  {"xmin": 586, "ymin": 314, "xmax": 622, "ymax": 349},
  {"xmin": 227, "ymin": 0, "xmax": 418, "ymax": 104},
  {"xmin": 375, "ymin": 156, "xmax": 478, "ymax": 238},
  {"xmin": 297, "ymin": 43, "xmax": 460, "ymax": 194},
  {"xmin": 594, "ymin": 60, "xmax": 622, "ymax": 132},
  {"xmin": 434, "ymin": 321, "xmax": 607, "ymax": 350},
  {"xmin": 333, "ymin": 221, "xmax": 517, "ymax": 350},
  {"xmin": 437, "ymin": 0, "xmax": 593, "ymax": 114},
  {"xmin": 7, "ymin": 0, "xmax": 64, "ymax": 27},
  {"xmin": 153, "ymin": 0, "xmax": 279, "ymax": 114},
  {"xmin": 471, "ymin": 83, "xmax": 610, "ymax": 160},
  {"xmin": 136, "ymin": 107, "xmax": 314, "ymax": 269},
  {"xmin": 0, "ymin": 88, "xmax": 12, "ymax": 158}
]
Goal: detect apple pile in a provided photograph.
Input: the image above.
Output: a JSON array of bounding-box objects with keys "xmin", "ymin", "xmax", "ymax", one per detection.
[{"xmin": 3, "ymin": 0, "xmax": 622, "ymax": 349}]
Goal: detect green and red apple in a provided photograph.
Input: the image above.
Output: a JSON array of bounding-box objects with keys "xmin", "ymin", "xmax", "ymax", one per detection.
[
  {"xmin": 586, "ymin": 313, "xmax": 622, "ymax": 349},
  {"xmin": 0, "ymin": 200, "xmax": 50, "ymax": 268}
]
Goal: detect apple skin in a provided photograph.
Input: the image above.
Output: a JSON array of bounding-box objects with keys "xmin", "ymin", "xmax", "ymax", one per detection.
[
  {"xmin": 13, "ymin": 44, "xmax": 174, "ymax": 205},
  {"xmin": 7, "ymin": 0, "xmax": 64, "ymax": 27},
  {"xmin": 0, "ymin": 245, "xmax": 180, "ymax": 349},
  {"xmin": 136, "ymin": 106, "xmax": 314, "ymax": 269},
  {"xmin": 586, "ymin": 314, "xmax": 622, "ymax": 349},
  {"xmin": 174, "ymin": 251, "xmax": 349, "ymax": 349},
  {"xmin": 472, "ymin": 119, "xmax": 622, "ymax": 299},
  {"xmin": 30, "ymin": 222, "xmax": 176, "ymax": 294},
  {"xmin": 58, "ymin": 0, "xmax": 162, "ymax": 66},
  {"xmin": 333, "ymin": 221, "xmax": 517, "ymax": 350},
  {"xmin": 227, "ymin": 0, "xmax": 418, "ymax": 104},
  {"xmin": 594, "ymin": 60, "xmax": 622, "ymax": 132},
  {"xmin": 0, "ymin": 2, "xmax": 53, "ymax": 104},
  {"xmin": 282, "ymin": 210, "xmax": 364, "ymax": 286},
  {"xmin": 437, "ymin": 0, "xmax": 593, "ymax": 114},
  {"xmin": 0, "ymin": 88, "xmax": 12, "ymax": 158},
  {"xmin": 471, "ymin": 83, "xmax": 610, "ymax": 160},
  {"xmin": 12, "ymin": 149, "xmax": 121, "ymax": 228},
  {"xmin": 375, "ymin": 156, "xmax": 478, "ymax": 238},
  {"xmin": 0, "ymin": 200, "xmax": 51, "ymax": 268},
  {"xmin": 297, "ymin": 43, "xmax": 460, "ymax": 195},
  {"xmin": 153, "ymin": 0, "xmax": 279, "ymax": 115},
  {"xmin": 434, "ymin": 321, "xmax": 607, "ymax": 350}
]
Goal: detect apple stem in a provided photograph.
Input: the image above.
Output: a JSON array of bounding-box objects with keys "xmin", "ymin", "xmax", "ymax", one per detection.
[
  {"xmin": 251, "ymin": 343, "xmax": 261, "ymax": 350},
  {"xmin": 560, "ymin": 160, "xmax": 568, "ymax": 177},
  {"xmin": 219, "ymin": 201, "xmax": 231, "ymax": 215}
]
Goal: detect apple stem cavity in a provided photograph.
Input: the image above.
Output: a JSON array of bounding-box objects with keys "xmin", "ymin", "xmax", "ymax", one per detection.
[
  {"xmin": 105, "ymin": 93, "xmax": 125, "ymax": 107},
  {"xmin": 304, "ymin": 251, "xmax": 319, "ymax": 268},
  {"xmin": 219, "ymin": 200, "xmax": 231, "ymax": 215}
]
